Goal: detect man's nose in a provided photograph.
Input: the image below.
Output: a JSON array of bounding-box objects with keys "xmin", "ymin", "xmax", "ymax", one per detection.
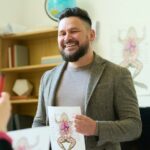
[{"xmin": 64, "ymin": 33, "xmax": 72, "ymax": 41}]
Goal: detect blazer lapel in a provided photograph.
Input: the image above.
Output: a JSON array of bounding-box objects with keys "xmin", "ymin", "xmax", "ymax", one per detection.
[
  {"xmin": 48, "ymin": 62, "xmax": 67, "ymax": 105},
  {"xmin": 85, "ymin": 54, "xmax": 106, "ymax": 112}
]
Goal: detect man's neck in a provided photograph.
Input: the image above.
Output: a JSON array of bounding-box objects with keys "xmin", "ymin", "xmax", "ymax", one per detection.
[{"xmin": 68, "ymin": 50, "xmax": 94, "ymax": 68}]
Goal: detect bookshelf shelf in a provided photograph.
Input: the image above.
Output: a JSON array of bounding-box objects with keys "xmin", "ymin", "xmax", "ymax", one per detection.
[
  {"xmin": 11, "ymin": 99, "xmax": 38, "ymax": 104},
  {"xmin": 0, "ymin": 27, "xmax": 58, "ymax": 40},
  {"xmin": 0, "ymin": 27, "xmax": 59, "ymax": 116},
  {"xmin": 1, "ymin": 63, "xmax": 59, "ymax": 73}
]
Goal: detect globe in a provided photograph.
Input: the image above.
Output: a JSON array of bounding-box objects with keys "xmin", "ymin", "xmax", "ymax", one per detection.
[{"xmin": 45, "ymin": 0, "xmax": 76, "ymax": 22}]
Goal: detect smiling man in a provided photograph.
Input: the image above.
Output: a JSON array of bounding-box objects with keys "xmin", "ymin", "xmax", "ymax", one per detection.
[
  {"xmin": 58, "ymin": 12, "xmax": 94, "ymax": 66},
  {"xmin": 32, "ymin": 7, "xmax": 142, "ymax": 150}
]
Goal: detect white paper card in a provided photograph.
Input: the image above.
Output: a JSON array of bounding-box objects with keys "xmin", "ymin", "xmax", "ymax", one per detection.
[
  {"xmin": 8, "ymin": 126, "xmax": 50, "ymax": 150},
  {"xmin": 48, "ymin": 106, "xmax": 86, "ymax": 150}
]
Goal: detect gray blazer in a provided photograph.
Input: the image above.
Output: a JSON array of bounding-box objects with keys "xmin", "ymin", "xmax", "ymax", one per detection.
[{"xmin": 32, "ymin": 54, "xmax": 142, "ymax": 150}]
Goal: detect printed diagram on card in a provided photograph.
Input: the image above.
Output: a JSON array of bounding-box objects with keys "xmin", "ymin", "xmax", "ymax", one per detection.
[{"xmin": 48, "ymin": 106, "xmax": 85, "ymax": 150}]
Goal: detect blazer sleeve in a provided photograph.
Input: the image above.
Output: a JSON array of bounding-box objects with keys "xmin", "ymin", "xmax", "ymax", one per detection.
[
  {"xmin": 32, "ymin": 71, "xmax": 52, "ymax": 127},
  {"xmin": 96, "ymin": 67, "xmax": 142, "ymax": 146}
]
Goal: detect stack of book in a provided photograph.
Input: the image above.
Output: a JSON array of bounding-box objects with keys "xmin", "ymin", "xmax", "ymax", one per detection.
[
  {"xmin": 8, "ymin": 44, "xmax": 29, "ymax": 67},
  {"xmin": 41, "ymin": 55, "xmax": 63, "ymax": 65}
]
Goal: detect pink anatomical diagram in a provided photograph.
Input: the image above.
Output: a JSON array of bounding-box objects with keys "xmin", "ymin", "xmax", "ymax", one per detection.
[
  {"xmin": 15, "ymin": 136, "xmax": 39, "ymax": 150},
  {"xmin": 118, "ymin": 26, "xmax": 148, "ymax": 89},
  {"xmin": 55, "ymin": 112, "xmax": 76, "ymax": 150}
]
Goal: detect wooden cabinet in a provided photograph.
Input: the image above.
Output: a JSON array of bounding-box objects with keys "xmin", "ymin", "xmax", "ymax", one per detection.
[{"xmin": 0, "ymin": 27, "xmax": 59, "ymax": 116}]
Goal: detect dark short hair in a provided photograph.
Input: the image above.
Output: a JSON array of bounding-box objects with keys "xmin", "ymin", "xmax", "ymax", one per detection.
[{"xmin": 59, "ymin": 7, "xmax": 92, "ymax": 27}]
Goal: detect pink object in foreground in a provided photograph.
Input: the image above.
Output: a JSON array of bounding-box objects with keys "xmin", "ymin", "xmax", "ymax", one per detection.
[{"xmin": 0, "ymin": 74, "xmax": 5, "ymax": 97}]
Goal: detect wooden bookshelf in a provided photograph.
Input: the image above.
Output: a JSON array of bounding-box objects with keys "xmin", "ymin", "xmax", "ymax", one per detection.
[{"xmin": 0, "ymin": 27, "xmax": 59, "ymax": 116}]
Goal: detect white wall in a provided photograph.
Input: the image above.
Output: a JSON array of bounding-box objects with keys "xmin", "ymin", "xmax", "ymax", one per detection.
[
  {"xmin": 0, "ymin": 0, "xmax": 23, "ymax": 26},
  {"xmin": 0, "ymin": 0, "xmax": 150, "ymax": 106},
  {"xmin": 20, "ymin": 0, "xmax": 57, "ymax": 28}
]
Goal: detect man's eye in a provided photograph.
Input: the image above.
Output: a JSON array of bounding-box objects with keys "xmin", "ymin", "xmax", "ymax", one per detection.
[
  {"xmin": 59, "ymin": 32, "xmax": 66, "ymax": 36},
  {"xmin": 71, "ymin": 30, "xmax": 79, "ymax": 33}
]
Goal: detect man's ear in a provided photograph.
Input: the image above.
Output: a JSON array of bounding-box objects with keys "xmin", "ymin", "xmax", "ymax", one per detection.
[{"xmin": 90, "ymin": 29, "xmax": 96, "ymax": 41}]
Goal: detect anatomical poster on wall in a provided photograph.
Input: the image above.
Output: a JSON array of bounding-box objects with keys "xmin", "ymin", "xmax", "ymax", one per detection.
[
  {"xmin": 48, "ymin": 106, "xmax": 86, "ymax": 150},
  {"xmin": 110, "ymin": 26, "xmax": 150, "ymax": 96}
]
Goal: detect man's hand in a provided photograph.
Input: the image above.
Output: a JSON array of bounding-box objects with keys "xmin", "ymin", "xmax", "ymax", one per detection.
[{"xmin": 74, "ymin": 115, "xmax": 96, "ymax": 136}]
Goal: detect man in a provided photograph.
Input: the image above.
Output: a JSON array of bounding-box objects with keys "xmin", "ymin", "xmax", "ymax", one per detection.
[
  {"xmin": 32, "ymin": 7, "xmax": 142, "ymax": 150},
  {"xmin": 0, "ymin": 92, "xmax": 13, "ymax": 150}
]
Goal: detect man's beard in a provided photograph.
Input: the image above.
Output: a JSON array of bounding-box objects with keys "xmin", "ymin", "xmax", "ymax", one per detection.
[{"xmin": 60, "ymin": 42, "xmax": 89, "ymax": 62}]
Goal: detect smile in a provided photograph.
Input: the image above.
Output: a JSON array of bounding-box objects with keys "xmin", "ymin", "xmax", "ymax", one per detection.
[{"xmin": 65, "ymin": 42, "xmax": 77, "ymax": 48}]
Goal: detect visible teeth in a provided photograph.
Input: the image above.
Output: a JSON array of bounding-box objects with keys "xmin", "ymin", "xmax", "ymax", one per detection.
[{"xmin": 65, "ymin": 43, "xmax": 76, "ymax": 47}]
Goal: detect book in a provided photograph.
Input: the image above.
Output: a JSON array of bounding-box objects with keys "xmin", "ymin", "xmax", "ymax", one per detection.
[
  {"xmin": 8, "ymin": 45, "xmax": 29, "ymax": 67},
  {"xmin": 14, "ymin": 45, "xmax": 29, "ymax": 67},
  {"xmin": 8, "ymin": 46, "xmax": 14, "ymax": 67},
  {"xmin": 8, "ymin": 46, "xmax": 12, "ymax": 67},
  {"xmin": 41, "ymin": 55, "xmax": 63, "ymax": 64}
]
